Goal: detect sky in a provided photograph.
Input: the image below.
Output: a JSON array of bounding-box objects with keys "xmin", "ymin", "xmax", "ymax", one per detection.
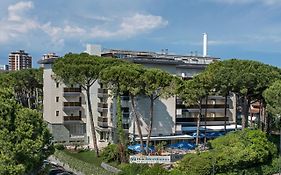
[{"xmin": 1, "ymin": 0, "xmax": 281, "ymax": 67}]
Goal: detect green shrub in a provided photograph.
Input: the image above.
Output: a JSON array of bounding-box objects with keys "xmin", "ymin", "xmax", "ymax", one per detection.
[
  {"xmin": 209, "ymin": 129, "xmax": 277, "ymax": 172},
  {"xmin": 54, "ymin": 144, "xmax": 65, "ymax": 150},
  {"xmin": 244, "ymin": 157, "xmax": 281, "ymax": 175},
  {"xmin": 174, "ymin": 129, "xmax": 278, "ymax": 175},
  {"xmin": 118, "ymin": 163, "xmax": 149, "ymax": 175},
  {"xmin": 172, "ymin": 151, "xmax": 213, "ymax": 175},
  {"xmin": 169, "ymin": 169, "xmax": 185, "ymax": 175},
  {"xmin": 100, "ymin": 144, "xmax": 120, "ymax": 163},
  {"xmin": 141, "ymin": 164, "xmax": 169, "ymax": 175}
]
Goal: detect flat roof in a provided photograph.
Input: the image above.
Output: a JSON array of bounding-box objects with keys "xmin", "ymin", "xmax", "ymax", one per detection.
[{"xmin": 37, "ymin": 57, "xmax": 58, "ymax": 64}]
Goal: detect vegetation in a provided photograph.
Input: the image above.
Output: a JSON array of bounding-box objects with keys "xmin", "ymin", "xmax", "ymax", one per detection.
[
  {"xmin": 177, "ymin": 77, "xmax": 210, "ymax": 145},
  {"xmin": 199, "ymin": 59, "xmax": 281, "ymax": 130},
  {"xmin": 118, "ymin": 164, "xmax": 169, "ymax": 175},
  {"xmin": 53, "ymin": 53, "xmax": 122, "ymax": 156},
  {"xmin": 101, "ymin": 64, "xmax": 146, "ymax": 153},
  {"xmin": 0, "ymin": 68, "xmax": 43, "ymax": 110},
  {"xmin": 141, "ymin": 68, "xmax": 177, "ymax": 153},
  {"xmin": 0, "ymin": 88, "xmax": 53, "ymax": 174},
  {"xmin": 264, "ymin": 80, "xmax": 281, "ymax": 121},
  {"xmin": 100, "ymin": 64, "xmax": 133, "ymax": 161},
  {"xmin": 100, "ymin": 144, "xmax": 121, "ymax": 163},
  {"xmin": 2, "ymin": 53, "xmax": 281, "ymax": 174},
  {"xmin": 54, "ymin": 149, "xmax": 111, "ymax": 175},
  {"xmin": 172, "ymin": 129, "xmax": 278, "ymax": 175}
]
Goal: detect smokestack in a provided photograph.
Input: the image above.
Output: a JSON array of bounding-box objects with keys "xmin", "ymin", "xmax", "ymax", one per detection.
[{"xmin": 203, "ymin": 33, "xmax": 208, "ymax": 57}]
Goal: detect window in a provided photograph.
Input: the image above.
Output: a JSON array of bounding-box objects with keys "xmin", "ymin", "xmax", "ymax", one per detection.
[
  {"xmin": 56, "ymin": 97, "xmax": 59, "ymax": 102},
  {"xmin": 56, "ymin": 82, "xmax": 59, "ymax": 88},
  {"xmin": 123, "ymin": 124, "xmax": 129, "ymax": 129},
  {"xmin": 65, "ymin": 123, "xmax": 85, "ymax": 136},
  {"xmin": 100, "ymin": 132, "xmax": 106, "ymax": 140},
  {"xmin": 79, "ymin": 111, "xmax": 82, "ymax": 117},
  {"xmin": 56, "ymin": 111, "xmax": 59, "ymax": 116},
  {"xmin": 121, "ymin": 107, "xmax": 129, "ymax": 113},
  {"xmin": 123, "ymin": 113, "xmax": 130, "ymax": 118}
]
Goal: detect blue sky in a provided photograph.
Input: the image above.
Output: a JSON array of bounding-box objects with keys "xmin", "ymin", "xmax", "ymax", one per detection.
[{"xmin": 1, "ymin": 0, "xmax": 281, "ymax": 67}]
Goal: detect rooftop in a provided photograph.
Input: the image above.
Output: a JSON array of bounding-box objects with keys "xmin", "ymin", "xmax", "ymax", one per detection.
[{"xmin": 38, "ymin": 48, "xmax": 220, "ymax": 66}]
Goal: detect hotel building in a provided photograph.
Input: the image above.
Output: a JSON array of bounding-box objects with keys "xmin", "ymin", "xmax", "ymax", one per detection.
[{"xmin": 39, "ymin": 46, "xmax": 238, "ymax": 147}]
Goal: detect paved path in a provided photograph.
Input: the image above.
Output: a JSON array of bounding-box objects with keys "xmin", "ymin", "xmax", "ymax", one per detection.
[{"xmin": 48, "ymin": 155, "xmax": 85, "ymax": 175}]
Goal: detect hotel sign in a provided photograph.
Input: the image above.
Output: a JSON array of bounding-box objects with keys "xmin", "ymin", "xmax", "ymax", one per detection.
[{"xmin": 129, "ymin": 156, "xmax": 171, "ymax": 164}]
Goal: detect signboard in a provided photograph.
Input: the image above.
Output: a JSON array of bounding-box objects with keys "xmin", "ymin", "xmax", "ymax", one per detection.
[{"xmin": 129, "ymin": 156, "xmax": 171, "ymax": 164}]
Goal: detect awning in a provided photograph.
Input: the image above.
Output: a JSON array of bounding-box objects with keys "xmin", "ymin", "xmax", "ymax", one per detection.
[
  {"xmin": 182, "ymin": 124, "xmax": 242, "ymax": 132},
  {"xmin": 135, "ymin": 134, "xmax": 193, "ymax": 141}
]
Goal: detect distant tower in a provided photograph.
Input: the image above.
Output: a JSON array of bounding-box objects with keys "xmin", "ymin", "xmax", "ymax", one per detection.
[
  {"xmin": 9, "ymin": 50, "xmax": 32, "ymax": 71},
  {"xmin": 203, "ymin": 33, "xmax": 208, "ymax": 57},
  {"xmin": 40, "ymin": 53, "xmax": 59, "ymax": 68},
  {"xmin": 85, "ymin": 44, "xmax": 101, "ymax": 56}
]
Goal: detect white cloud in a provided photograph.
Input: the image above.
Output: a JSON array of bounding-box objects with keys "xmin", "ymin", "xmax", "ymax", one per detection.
[
  {"xmin": 208, "ymin": 40, "xmax": 242, "ymax": 45},
  {"xmin": 120, "ymin": 14, "xmax": 168, "ymax": 35},
  {"xmin": 8, "ymin": 1, "xmax": 33, "ymax": 21},
  {"xmin": 0, "ymin": 1, "xmax": 86, "ymax": 45},
  {"xmin": 83, "ymin": 15, "xmax": 113, "ymax": 22},
  {"xmin": 0, "ymin": 1, "xmax": 39, "ymax": 43},
  {"xmin": 40, "ymin": 22, "xmax": 86, "ymax": 46},
  {"xmin": 90, "ymin": 13, "xmax": 168, "ymax": 38},
  {"xmin": 0, "ymin": 2, "xmax": 168, "ymax": 45},
  {"xmin": 64, "ymin": 25, "xmax": 86, "ymax": 34}
]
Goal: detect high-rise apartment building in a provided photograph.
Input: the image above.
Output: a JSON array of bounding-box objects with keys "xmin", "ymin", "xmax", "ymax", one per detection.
[
  {"xmin": 9, "ymin": 50, "xmax": 32, "ymax": 71},
  {"xmin": 39, "ymin": 46, "xmax": 239, "ymax": 148}
]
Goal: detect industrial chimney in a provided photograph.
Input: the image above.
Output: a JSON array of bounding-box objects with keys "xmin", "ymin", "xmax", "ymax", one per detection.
[{"xmin": 203, "ymin": 33, "xmax": 208, "ymax": 57}]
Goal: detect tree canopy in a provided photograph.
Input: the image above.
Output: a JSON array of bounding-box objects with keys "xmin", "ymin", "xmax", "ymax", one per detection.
[
  {"xmin": 53, "ymin": 53, "xmax": 125, "ymax": 156},
  {"xmin": 197, "ymin": 59, "xmax": 281, "ymax": 128},
  {"xmin": 263, "ymin": 80, "xmax": 281, "ymax": 117},
  {"xmin": 0, "ymin": 68, "xmax": 43, "ymax": 109},
  {"xmin": 0, "ymin": 88, "xmax": 53, "ymax": 174},
  {"xmin": 174, "ymin": 129, "xmax": 277, "ymax": 175}
]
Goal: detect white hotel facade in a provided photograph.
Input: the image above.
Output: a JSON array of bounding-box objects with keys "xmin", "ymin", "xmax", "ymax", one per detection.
[{"xmin": 39, "ymin": 46, "xmax": 238, "ymax": 147}]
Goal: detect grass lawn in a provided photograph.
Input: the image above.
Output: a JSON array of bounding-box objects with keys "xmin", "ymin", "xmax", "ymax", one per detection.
[
  {"xmin": 54, "ymin": 149, "xmax": 113, "ymax": 175},
  {"xmin": 62, "ymin": 149, "xmax": 103, "ymax": 166}
]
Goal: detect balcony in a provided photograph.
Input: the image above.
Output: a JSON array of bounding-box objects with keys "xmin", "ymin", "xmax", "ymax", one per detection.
[
  {"xmin": 63, "ymin": 87, "xmax": 81, "ymax": 96},
  {"xmin": 121, "ymin": 96, "xmax": 129, "ymax": 101},
  {"xmin": 121, "ymin": 100, "xmax": 129, "ymax": 107},
  {"xmin": 98, "ymin": 102, "xmax": 108, "ymax": 113},
  {"xmin": 63, "ymin": 102, "xmax": 81, "ymax": 110},
  {"xmin": 176, "ymin": 117, "xmax": 229, "ymax": 123},
  {"xmin": 63, "ymin": 116, "xmax": 82, "ymax": 121},
  {"xmin": 98, "ymin": 88, "xmax": 108, "ymax": 98},
  {"xmin": 177, "ymin": 104, "xmax": 229, "ymax": 110},
  {"xmin": 98, "ymin": 116, "xmax": 108, "ymax": 122},
  {"xmin": 98, "ymin": 121, "xmax": 108, "ymax": 128}
]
